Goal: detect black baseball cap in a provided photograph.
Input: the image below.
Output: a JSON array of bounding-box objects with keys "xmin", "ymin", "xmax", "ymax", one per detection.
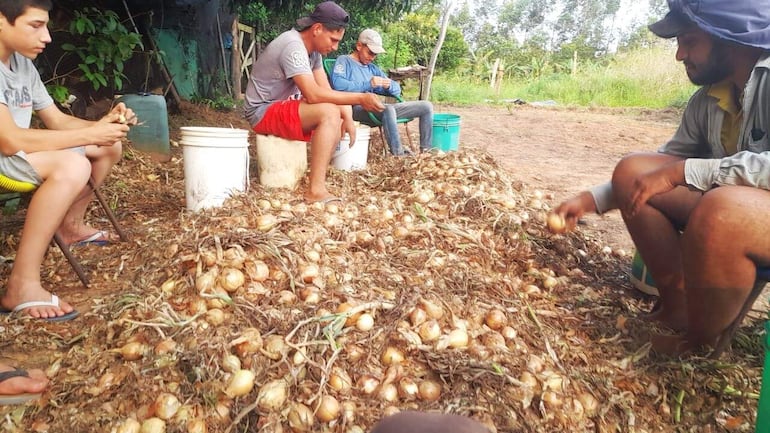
[
  {"xmin": 296, "ymin": 2, "xmax": 350, "ymax": 29},
  {"xmin": 648, "ymin": 10, "xmax": 697, "ymax": 38}
]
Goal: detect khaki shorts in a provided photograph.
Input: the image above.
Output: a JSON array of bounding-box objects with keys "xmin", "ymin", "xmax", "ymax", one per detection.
[
  {"xmin": 0, "ymin": 147, "xmax": 86, "ymax": 186},
  {"xmin": 0, "ymin": 151, "xmax": 42, "ymax": 185}
]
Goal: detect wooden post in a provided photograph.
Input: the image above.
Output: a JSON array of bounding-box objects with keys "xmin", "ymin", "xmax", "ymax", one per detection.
[
  {"xmin": 231, "ymin": 16, "xmax": 242, "ymax": 97},
  {"xmin": 490, "ymin": 58, "xmax": 500, "ymax": 88}
]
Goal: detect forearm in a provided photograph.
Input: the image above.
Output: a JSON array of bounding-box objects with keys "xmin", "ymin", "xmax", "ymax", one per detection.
[
  {"xmin": 686, "ymin": 151, "xmax": 770, "ymax": 191},
  {"xmin": 0, "ymin": 127, "xmax": 94, "ymax": 155}
]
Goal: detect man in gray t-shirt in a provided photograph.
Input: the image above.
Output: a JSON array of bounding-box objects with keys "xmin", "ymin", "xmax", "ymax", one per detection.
[
  {"xmin": 243, "ymin": 1, "xmax": 383, "ymax": 204},
  {"xmin": 0, "ymin": 0, "xmax": 136, "ymax": 322}
]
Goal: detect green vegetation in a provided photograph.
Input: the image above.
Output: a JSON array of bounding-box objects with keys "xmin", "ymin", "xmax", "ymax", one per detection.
[{"xmin": 426, "ymin": 44, "xmax": 695, "ymax": 108}]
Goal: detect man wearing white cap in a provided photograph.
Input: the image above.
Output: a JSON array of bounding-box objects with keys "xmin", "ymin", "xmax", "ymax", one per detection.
[
  {"xmin": 330, "ymin": 29, "xmax": 434, "ymax": 156},
  {"xmin": 550, "ymin": 0, "xmax": 770, "ymax": 356}
]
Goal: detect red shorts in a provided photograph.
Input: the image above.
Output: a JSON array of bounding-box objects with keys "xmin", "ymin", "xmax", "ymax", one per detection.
[{"xmin": 253, "ymin": 100, "xmax": 312, "ymax": 142}]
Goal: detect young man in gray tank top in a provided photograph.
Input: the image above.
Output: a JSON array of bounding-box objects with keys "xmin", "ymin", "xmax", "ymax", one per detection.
[{"xmin": 244, "ymin": 1, "xmax": 384, "ymax": 203}]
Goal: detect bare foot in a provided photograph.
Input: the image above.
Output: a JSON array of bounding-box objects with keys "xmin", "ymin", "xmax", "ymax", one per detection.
[
  {"xmin": 650, "ymin": 333, "xmax": 695, "ymax": 356},
  {"xmin": 641, "ymin": 306, "xmax": 688, "ymax": 332},
  {"xmin": 1, "ymin": 280, "xmax": 75, "ymax": 319},
  {"xmin": 0, "ymin": 365, "xmax": 49, "ymax": 399}
]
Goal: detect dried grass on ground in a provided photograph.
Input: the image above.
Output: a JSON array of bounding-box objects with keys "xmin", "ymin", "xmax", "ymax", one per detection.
[{"xmin": 0, "ymin": 102, "xmax": 763, "ymax": 433}]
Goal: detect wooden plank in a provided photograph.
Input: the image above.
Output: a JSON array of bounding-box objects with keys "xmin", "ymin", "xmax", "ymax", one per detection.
[{"xmin": 237, "ymin": 23, "xmax": 253, "ymax": 33}]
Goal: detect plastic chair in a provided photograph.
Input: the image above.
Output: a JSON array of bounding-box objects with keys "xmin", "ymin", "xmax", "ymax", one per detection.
[
  {"xmin": 0, "ymin": 174, "xmax": 127, "ymax": 287},
  {"xmin": 757, "ymin": 320, "xmax": 769, "ymax": 433},
  {"xmin": 323, "ymin": 58, "xmax": 414, "ymax": 152}
]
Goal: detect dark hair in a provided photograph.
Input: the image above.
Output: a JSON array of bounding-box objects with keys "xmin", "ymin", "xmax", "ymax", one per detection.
[{"xmin": 0, "ymin": 0, "xmax": 52, "ymax": 24}]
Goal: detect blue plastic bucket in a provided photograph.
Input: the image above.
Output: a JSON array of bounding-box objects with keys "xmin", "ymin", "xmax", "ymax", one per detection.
[{"xmin": 431, "ymin": 113, "xmax": 461, "ymax": 152}]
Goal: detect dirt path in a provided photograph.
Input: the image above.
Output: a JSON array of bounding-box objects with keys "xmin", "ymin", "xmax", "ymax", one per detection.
[{"xmin": 438, "ymin": 103, "xmax": 681, "ymax": 254}]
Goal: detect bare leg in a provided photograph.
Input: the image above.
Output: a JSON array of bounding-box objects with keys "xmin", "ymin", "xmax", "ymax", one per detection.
[
  {"xmin": 56, "ymin": 142, "xmax": 122, "ymax": 245},
  {"xmin": 611, "ymin": 152, "xmax": 702, "ymax": 330},
  {"xmin": 1, "ymin": 151, "xmax": 90, "ymax": 318},
  {"xmin": 652, "ymin": 186, "xmax": 770, "ymax": 355},
  {"xmin": 299, "ymin": 102, "xmax": 343, "ymax": 202}
]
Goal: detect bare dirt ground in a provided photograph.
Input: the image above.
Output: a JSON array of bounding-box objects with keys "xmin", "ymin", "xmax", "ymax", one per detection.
[
  {"xmin": 441, "ymin": 103, "xmax": 681, "ymax": 254},
  {"xmin": 1, "ymin": 102, "xmax": 763, "ymax": 433}
]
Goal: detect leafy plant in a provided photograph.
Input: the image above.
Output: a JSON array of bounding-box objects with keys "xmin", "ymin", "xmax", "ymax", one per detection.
[{"xmin": 60, "ymin": 7, "xmax": 143, "ymax": 91}]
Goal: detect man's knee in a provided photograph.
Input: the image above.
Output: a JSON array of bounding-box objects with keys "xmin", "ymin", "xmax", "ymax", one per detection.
[
  {"xmin": 49, "ymin": 152, "xmax": 91, "ymax": 185},
  {"xmin": 685, "ymin": 189, "xmax": 735, "ymax": 243}
]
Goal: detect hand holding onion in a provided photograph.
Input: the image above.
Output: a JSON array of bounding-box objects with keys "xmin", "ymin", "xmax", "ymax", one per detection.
[{"xmin": 546, "ymin": 212, "xmax": 567, "ymax": 234}]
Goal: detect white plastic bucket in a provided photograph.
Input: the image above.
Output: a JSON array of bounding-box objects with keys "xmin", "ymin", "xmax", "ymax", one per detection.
[
  {"xmin": 331, "ymin": 126, "xmax": 370, "ymax": 171},
  {"xmin": 255, "ymin": 135, "xmax": 308, "ymax": 189},
  {"xmin": 181, "ymin": 126, "xmax": 250, "ymax": 212}
]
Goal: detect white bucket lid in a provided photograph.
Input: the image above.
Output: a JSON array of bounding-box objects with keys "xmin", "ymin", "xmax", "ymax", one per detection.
[{"xmin": 180, "ymin": 126, "xmax": 249, "ymax": 137}]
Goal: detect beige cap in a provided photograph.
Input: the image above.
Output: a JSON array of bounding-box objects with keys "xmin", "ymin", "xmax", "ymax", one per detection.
[{"xmin": 358, "ymin": 28, "xmax": 385, "ymax": 54}]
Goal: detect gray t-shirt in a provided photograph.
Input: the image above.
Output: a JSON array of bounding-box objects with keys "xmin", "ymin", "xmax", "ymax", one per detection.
[
  {"xmin": 0, "ymin": 52, "xmax": 54, "ymax": 128},
  {"xmin": 244, "ymin": 29, "xmax": 322, "ymax": 127}
]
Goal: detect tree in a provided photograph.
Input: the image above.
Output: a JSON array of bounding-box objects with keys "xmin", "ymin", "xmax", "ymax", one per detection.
[{"xmin": 424, "ymin": 0, "xmax": 455, "ymax": 101}]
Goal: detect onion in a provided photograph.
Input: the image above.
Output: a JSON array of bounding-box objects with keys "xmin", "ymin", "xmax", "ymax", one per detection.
[
  {"xmin": 205, "ymin": 308, "xmax": 226, "ymax": 325},
  {"xmin": 342, "ymin": 401, "xmax": 357, "ymax": 424},
  {"xmin": 447, "ymin": 328, "xmax": 469, "ymax": 348},
  {"xmin": 315, "ymin": 395, "xmax": 340, "ymax": 422},
  {"xmin": 186, "ymin": 419, "xmax": 207, "ymax": 433},
  {"xmin": 378, "ymin": 383, "xmax": 398, "ymax": 402},
  {"xmin": 356, "ymin": 313, "xmax": 374, "ymax": 331},
  {"xmin": 418, "ymin": 380, "xmax": 441, "ymax": 402},
  {"xmin": 231, "ymin": 328, "xmax": 263, "ymax": 358},
  {"xmin": 299, "ymin": 287, "xmax": 321, "ymax": 304},
  {"xmin": 256, "ymin": 199, "xmax": 271, "ymax": 210},
  {"xmin": 519, "ymin": 371, "xmax": 539, "ymax": 389},
  {"xmin": 256, "ymin": 214, "xmax": 278, "ymax": 231},
  {"xmin": 262, "ymin": 335, "xmax": 288, "ymax": 360},
  {"xmin": 154, "ymin": 338, "xmax": 177, "ymax": 355},
  {"xmin": 225, "ymin": 369, "xmax": 256, "ymax": 397},
  {"xmin": 187, "ymin": 297, "xmax": 208, "ymax": 316},
  {"xmin": 278, "ymin": 290, "xmax": 297, "ymax": 304},
  {"xmin": 299, "ymin": 263, "xmax": 320, "ymax": 283},
  {"xmin": 288, "ymin": 403, "xmax": 314, "ymax": 432},
  {"xmin": 393, "ymin": 226, "xmax": 409, "ymax": 238},
  {"xmin": 345, "ymin": 344, "xmax": 366, "ymax": 362},
  {"xmin": 219, "ymin": 268, "xmax": 245, "ymax": 292},
  {"xmin": 356, "ymin": 375, "xmax": 380, "ymax": 395},
  {"xmin": 222, "ymin": 246, "xmax": 246, "ymax": 268},
  {"xmin": 205, "ymin": 287, "xmax": 231, "ymax": 310},
  {"xmin": 381, "ymin": 346, "xmax": 405, "ymax": 365},
  {"xmin": 409, "ymin": 307, "xmax": 427, "ymax": 326},
  {"xmin": 484, "ymin": 309, "xmax": 507, "ymax": 330},
  {"xmin": 526, "ymin": 354, "xmax": 544, "ymax": 373},
  {"xmin": 420, "ymin": 299, "xmax": 443, "ymax": 319},
  {"xmin": 546, "ymin": 213, "xmax": 565, "ymax": 234},
  {"xmin": 329, "ymin": 368, "xmax": 353, "ymax": 394},
  {"xmin": 541, "ymin": 391, "xmax": 563, "ymax": 408},
  {"xmin": 152, "ymin": 393, "xmax": 180, "ymax": 420},
  {"xmin": 336, "ymin": 302, "xmax": 361, "ymax": 327},
  {"xmin": 418, "ymin": 320, "xmax": 441, "ymax": 342},
  {"xmin": 397, "ymin": 377, "xmax": 419, "ymax": 400},
  {"xmin": 117, "ymin": 341, "xmax": 147, "ymax": 361},
  {"xmin": 256, "ymin": 379, "xmax": 288, "ymax": 411},
  {"xmin": 577, "ymin": 392, "xmax": 599, "ymax": 417},
  {"xmin": 115, "ymin": 418, "xmax": 141, "ymax": 433},
  {"xmin": 222, "ymin": 354, "xmax": 241, "ymax": 373},
  {"xmin": 293, "ymin": 348, "xmax": 308, "ymax": 366},
  {"xmin": 501, "ymin": 326, "xmax": 517, "ymax": 340},
  {"xmin": 139, "ymin": 418, "xmax": 166, "ymax": 433},
  {"xmin": 542, "ymin": 276, "xmax": 558, "ymax": 290},
  {"xmin": 195, "ymin": 270, "xmax": 217, "ymax": 293}
]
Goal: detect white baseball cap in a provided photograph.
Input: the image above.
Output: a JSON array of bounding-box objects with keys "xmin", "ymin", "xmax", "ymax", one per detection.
[{"xmin": 358, "ymin": 29, "xmax": 385, "ymax": 54}]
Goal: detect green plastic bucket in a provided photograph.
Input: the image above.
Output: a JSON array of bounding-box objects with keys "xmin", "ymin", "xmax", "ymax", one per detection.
[
  {"xmin": 431, "ymin": 113, "xmax": 461, "ymax": 152},
  {"xmin": 757, "ymin": 321, "xmax": 770, "ymax": 433},
  {"xmin": 116, "ymin": 93, "xmax": 170, "ymax": 160}
]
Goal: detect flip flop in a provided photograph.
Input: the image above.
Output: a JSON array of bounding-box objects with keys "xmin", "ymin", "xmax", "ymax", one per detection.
[
  {"xmin": 0, "ymin": 369, "xmax": 43, "ymax": 405},
  {"xmin": 71, "ymin": 230, "xmax": 112, "ymax": 247},
  {"xmin": 0, "ymin": 294, "xmax": 79, "ymax": 322},
  {"xmin": 309, "ymin": 196, "xmax": 344, "ymax": 205}
]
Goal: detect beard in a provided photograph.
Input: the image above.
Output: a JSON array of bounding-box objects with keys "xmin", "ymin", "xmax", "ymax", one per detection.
[{"xmin": 685, "ymin": 40, "xmax": 733, "ymax": 85}]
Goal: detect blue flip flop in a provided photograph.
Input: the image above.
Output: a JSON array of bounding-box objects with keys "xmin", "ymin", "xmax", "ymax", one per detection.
[
  {"xmin": 0, "ymin": 294, "xmax": 79, "ymax": 322},
  {"xmin": 0, "ymin": 369, "xmax": 43, "ymax": 405},
  {"xmin": 71, "ymin": 230, "xmax": 111, "ymax": 247}
]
